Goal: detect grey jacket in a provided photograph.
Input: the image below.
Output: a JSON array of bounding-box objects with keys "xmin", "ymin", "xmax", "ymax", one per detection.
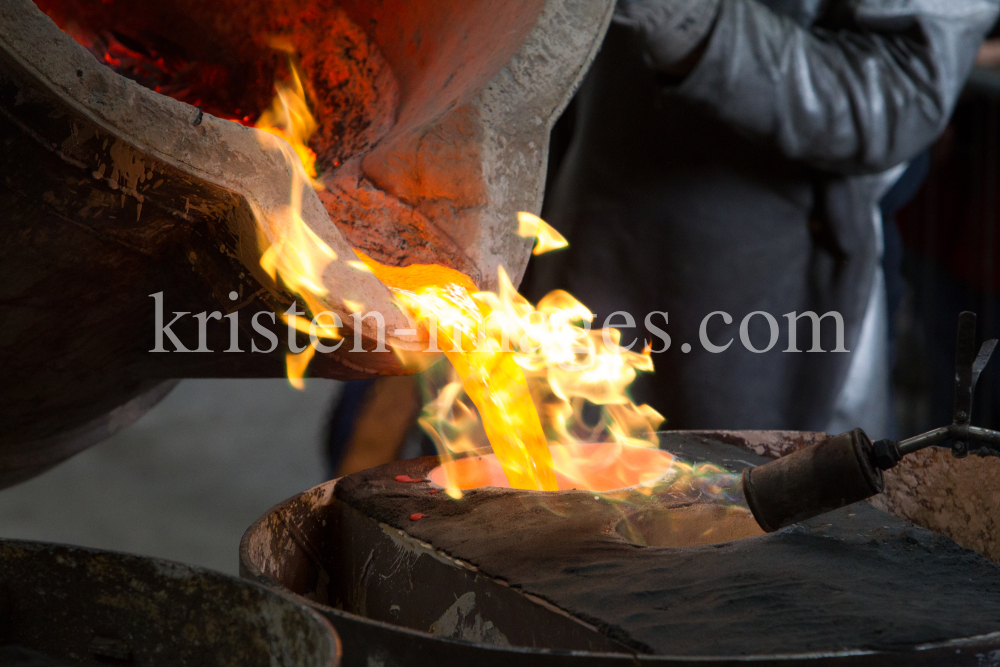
[{"xmin": 528, "ymin": 0, "xmax": 998, "ymax": 432}]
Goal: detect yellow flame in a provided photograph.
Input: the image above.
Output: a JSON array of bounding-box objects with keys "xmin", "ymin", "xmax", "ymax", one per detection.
[
  {"xmin": 430, "ymin": 442, "xmax": 742, "ymax": 502},
  {"xmin": 356, "ymin": 214, "xmax": 663, "ymax": 493},
  {"xmin": 254, "ymin": 53, "xmax": 340, "ymax": 387},
  {"xmin": 250, "ymin": 57, "xmax": 659, "ymax": 484},
  {"xmin": 255, "ymin": 58, "xmax": 322, "ymax": 186},
  {"xmin": 286, "ymin": 342, "xmax": 317, "ymax": 390},
  {"xmin": 517, "ymin": 211, "xmax": 568, "ymax": 255},
  {"xmin": 356, "ymin": 250, "xmax": 558, "ymax": 492}
]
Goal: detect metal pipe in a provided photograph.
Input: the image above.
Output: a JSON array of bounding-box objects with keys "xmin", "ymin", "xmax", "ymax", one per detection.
[
  {"xmin": 969, "ymin": 425, "xmax": 1000, "ymax": 448},
  {"xmin": 897, "ymin": 427, "xmax": 952, "ymax": 455},
  {"xmin": 897, "ymin": 424, "xmax": 1000, "ymax": 455}
]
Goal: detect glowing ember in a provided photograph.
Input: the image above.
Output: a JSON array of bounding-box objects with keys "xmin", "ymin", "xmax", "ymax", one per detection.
[{"xmin": 53, "ymin": 22, "xmax": 258, "ymax": 124}]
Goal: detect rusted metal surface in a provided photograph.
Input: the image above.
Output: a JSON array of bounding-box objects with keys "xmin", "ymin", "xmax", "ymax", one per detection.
[
  {"xmin": 0, "ymin": 539, "xmax": 340, "ymax": 666},
  {"xmin": 242, "ymin": 480, "xmax": 661, "ymax": 667},
  {"xmin": 240, "ymin": 431, "xmax": 1000, "ymax": 666},
  {"xmin": 866, "ymin": 313, "xmax": 1000, "ymax": 563}
]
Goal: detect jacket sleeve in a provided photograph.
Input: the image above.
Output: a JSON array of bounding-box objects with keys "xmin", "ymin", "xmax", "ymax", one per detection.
[{"xmin": 674, "ymin": 0, "xmax": 999, "ymax": 174}]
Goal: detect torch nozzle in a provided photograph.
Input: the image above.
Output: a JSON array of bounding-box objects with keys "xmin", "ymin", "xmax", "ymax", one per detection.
[
  {"xmin": 742, "ymin": 423, "xmax": 1000, "ymax": 533},
  {"xmin": 742, "ymin": 429, "xmax": 883, "ymax": 533},
  {"xmin": 743, "ymin": 312, "xmax": 1000, "ymax": 533}
]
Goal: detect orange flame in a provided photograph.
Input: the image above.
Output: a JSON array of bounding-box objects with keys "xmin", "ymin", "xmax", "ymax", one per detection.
[
  {"xmin": 253, "ymin": 51, "xmax": 340, "ymax": 388},
  {"xmin": 249, "ymin": 54, "xmax": 664, "ymax": 487},
  {"xmin": 356, "ymin": 232, "xmax": 665, "ymax": 496},
  {"xmin": 517, "ymin": 211, "xmax": 568, "ymax": 255},
  {"xmin": 355, "ymin": 251, "xmax": 559, "ymax": 493},
  {"xmin": 255, "ymin": 46, "xmax": 322, "ymax": 185}
]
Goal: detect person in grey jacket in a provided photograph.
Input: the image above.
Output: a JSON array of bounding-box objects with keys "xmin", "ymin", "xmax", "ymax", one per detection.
[{"xmin": 527, "ymin": 0, "xmax": 999, "ymax": 438}]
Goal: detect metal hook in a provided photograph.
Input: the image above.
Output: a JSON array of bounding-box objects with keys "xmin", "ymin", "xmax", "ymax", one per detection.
[{"xmin": 951, "ymin": 312, "xmax": 997, "ymax": 457}]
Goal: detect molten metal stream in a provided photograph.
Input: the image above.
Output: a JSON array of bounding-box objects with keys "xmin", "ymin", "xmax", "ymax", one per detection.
[
  {"xmin": 356, "ymin": 253, "xmax": 559, "ymax": 491},
  {"xmin": 56, "ymin": 16, "xmax": 669, "ymax": 492},
  {"xmin": 244, "ymin": 46, "xmax": 660, "ymax": 492}
]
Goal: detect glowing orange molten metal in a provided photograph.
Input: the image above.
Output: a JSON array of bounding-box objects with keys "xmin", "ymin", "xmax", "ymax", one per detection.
[
  {"xmin": 429, "ymin": 442, "xmax": 676, "ymax": 492},
  {"xmin": 355, "ymin": 252, "xmax": 559, "ymax": 492},
  {"xmin": 56, "ymin": 12, "xmax": 677, "ymax": 494},
  {"xmin": 250, "ymin": 48, "xmax": 666, "ymax": 493},
  {"xmin": 355, "ymin": 249, "xmax": 667, "ymax": 495}
]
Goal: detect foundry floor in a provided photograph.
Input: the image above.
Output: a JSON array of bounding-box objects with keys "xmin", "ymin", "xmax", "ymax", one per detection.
[{"xmin": 0, "ymin": 379, "xmax": 340, "ymax": 575}]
